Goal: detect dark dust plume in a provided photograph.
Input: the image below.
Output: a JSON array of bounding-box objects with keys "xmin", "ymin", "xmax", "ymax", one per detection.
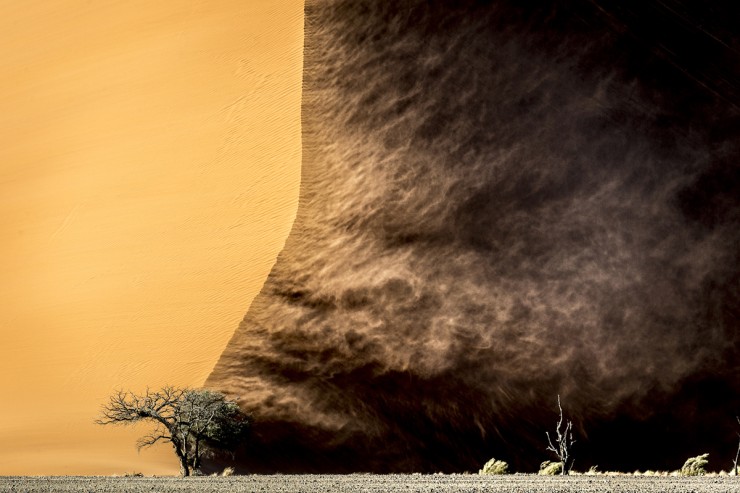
[{"xmin": 206, "ymin": 0, "xmax": 740, "ymax": 473}]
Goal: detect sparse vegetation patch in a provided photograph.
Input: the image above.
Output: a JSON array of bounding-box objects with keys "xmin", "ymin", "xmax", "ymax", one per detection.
[
  {"xmin": 539, "ymin": 460, "xmax": 563, "ymax": 475},
  {"xmin": 479, "ymin": 458, "xmax": 509, "ymax": 475},
  {"xmin": 681, "ymin": 453, "xmax": 709, "ymax": 476}
]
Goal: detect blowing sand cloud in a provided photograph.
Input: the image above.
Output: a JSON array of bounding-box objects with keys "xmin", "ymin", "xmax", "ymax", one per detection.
[{"xmin": 207, "ymin": 0, "xmax": 740, "ymax": 473}]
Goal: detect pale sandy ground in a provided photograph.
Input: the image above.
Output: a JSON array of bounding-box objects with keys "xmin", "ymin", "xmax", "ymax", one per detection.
[
  {"xmin": 0, "ymin": 0, "xmax": 302, "ymax": 475},
  {"xmin": 2, "ymin": 475, "xmax": 740, "ymax": 493}
]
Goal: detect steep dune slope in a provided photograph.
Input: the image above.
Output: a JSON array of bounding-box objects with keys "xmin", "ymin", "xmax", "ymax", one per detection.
[{"xmin": 0, "ymin": 0, "xmax": 302, "ymax": 475}]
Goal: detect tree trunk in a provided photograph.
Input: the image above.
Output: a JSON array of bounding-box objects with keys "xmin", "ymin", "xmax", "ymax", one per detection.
[
  {"xmin": 192, "ymin": 438, "xmax": 201, "ymax": 473},
  {"xmin": 179, "ymin": 456, "xmax": 190, "ymax": 477},
  {"xmin": 172, "ymin": 439, "xmax": 190, "ymax": 477}
]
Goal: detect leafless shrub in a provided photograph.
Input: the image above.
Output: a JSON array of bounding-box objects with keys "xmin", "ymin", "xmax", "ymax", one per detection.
[{"xmin": 545, "ymin": 395, "xmax": 576, "ymax": 475}]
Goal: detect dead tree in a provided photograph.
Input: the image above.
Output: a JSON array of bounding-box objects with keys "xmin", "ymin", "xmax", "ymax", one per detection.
[
  {"xmin": 546, "ymin": 394, "xmax": 576, "ymax": 475},
  {"xmin": 733, "ymin": 416, "xmax": 740, "ymax": 476},
  {"xmin": 96, "ymin": 386, "xmax": 248, "ymax": 476}
]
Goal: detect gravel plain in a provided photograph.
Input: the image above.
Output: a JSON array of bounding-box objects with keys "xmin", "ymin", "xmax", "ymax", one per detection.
[{"xmin": 3, "ymin": 475, "xmax": 740, "ymax": 493}]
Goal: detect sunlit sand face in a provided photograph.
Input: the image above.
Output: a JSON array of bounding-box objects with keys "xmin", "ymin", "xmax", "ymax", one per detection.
[{"xmin": 0, "ymin": 0, "xmax": 302, "ymax": 475}]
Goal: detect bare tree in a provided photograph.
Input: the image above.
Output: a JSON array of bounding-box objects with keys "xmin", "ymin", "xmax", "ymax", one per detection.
[
  {"xmin": 733, "ymin": 416, "xmax": 740, "ymax": 476},
  {"xmin": 546, "ymin": 394, "xmax": 576, "ymax": 475},
  {"xmin": 96, "ymin": 386, "xmax": 248, "ymax": 476}
]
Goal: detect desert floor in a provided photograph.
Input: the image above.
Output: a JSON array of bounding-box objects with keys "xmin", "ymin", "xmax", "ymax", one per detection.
[{"xmin": 2, "ymin": 475, "xmax": 740, "ymax": 493}]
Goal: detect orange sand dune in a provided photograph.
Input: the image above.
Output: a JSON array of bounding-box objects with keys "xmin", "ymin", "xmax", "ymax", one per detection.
[{"xmin": 0, "ymin": 0, "xmax": 302, "ymax": 475}]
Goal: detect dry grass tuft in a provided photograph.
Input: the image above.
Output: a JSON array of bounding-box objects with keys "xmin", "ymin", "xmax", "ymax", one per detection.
[{"xmin": 479, "ymin": 458, "xmax": 509, "ymax": 475}]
